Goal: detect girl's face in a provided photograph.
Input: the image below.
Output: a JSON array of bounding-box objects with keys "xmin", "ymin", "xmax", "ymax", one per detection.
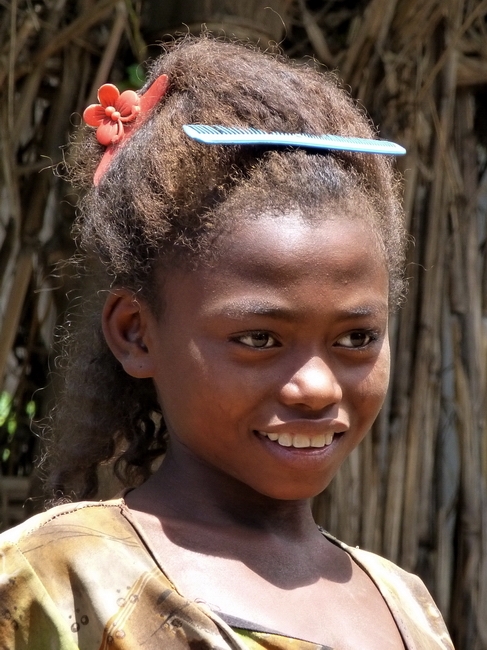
[{"xmin": 143, "ymin": 209, "xmax": 390, "ymax": 500}]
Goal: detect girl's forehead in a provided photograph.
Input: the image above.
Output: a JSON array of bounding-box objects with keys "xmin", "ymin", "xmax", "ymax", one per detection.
[
  {"xmin": 156, "ymin": 210, "xmax": 390, "ymax": 318},
  {"xmin": 214, "ymin": 210, "xmax": 386, "ymax": 280}
]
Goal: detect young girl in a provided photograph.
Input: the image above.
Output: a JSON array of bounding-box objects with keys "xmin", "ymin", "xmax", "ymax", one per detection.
[{"xmin": 0, "ymin": 37, "xmax": 454, "ymax": 649}]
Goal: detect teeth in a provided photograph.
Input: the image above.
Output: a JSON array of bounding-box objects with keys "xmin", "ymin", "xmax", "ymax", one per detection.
[
  {"xmin": 311, "ymin": 434, "xmax": 325, "ymax": 448},
  {"xmin": 277, "ymin": 433, "xmax": 292, "ymax": 447},
  {"xmin": 324, "ymin": 433, "xmax": 334, "ymax": 446},
  {"xmin": 293, "ymin": 434, "xmax": 310, "ymax": 448},
  {"xmin": 260, "ymin": 431, "xmax": 335, "ymax": 448}
]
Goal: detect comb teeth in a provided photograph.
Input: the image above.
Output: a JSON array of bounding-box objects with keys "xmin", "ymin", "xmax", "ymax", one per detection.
[{"xmin": 182, "ymin": 124, "xmax": 406, "ymax": 156}]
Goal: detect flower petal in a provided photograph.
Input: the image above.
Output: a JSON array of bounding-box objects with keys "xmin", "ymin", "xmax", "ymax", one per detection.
[
  {"xmin": 116, "ymin": 90, "xmax": 139, "ymax": 119},
  {"xmin": 98, "ymin": 84, "xmax": 120, "ymax": 108},
  {"xmin": 96, "ymin": 119, "xmax": 121, "ymax": 146},
  {"xmin": 83, "ymin": 104, "xmax": 106, "ymax": 127}
]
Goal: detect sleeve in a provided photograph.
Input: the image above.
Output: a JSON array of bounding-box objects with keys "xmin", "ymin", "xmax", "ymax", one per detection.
[{"xmin": 0, "ymin": 540, "xmax": 79, "ymax": 650}]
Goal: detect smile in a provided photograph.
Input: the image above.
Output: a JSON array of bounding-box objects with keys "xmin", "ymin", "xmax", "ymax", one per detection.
[{"xmin": 257, "ymin": 431, "xmax": 335, "ymax": 448}]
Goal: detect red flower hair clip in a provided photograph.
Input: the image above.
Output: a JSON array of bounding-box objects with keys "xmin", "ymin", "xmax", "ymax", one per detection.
[
  {"xmin": 83, "ymin": 74, "xmax": 169, "ymax": 185},
  {"xmin": 83, "ymin": 85, "xmax": 140, "ymax": 145}
]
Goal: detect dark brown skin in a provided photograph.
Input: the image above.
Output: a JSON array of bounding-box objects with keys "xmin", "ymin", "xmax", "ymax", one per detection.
[{"xmin": 103, "ymin": 209, "xmax": 405, "ymax": 648}]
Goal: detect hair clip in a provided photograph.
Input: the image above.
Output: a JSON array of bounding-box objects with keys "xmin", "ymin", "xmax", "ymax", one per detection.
[
  {"xmin": 183, "ymin": 125, "xmax": 406, "ymax": 156},
  {"xmin": 83, "ymin": 75, "xmax": 169, "ymax": 185}
]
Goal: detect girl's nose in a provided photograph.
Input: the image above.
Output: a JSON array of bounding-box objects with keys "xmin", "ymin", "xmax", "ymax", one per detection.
[{"xmin": 279, "ymin": 356, "xmax": 343, "ymax": 412}]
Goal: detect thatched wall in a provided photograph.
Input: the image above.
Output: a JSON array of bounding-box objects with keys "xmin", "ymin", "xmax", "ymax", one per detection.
[{"xmin": 0, "ymin": 1, "xmax": 486, "ymax": 647}]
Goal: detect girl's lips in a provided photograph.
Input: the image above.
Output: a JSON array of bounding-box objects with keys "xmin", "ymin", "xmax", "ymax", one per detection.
[{"xmin": 257, "ymin": 430, "xmax": 336, "ymax": 448}]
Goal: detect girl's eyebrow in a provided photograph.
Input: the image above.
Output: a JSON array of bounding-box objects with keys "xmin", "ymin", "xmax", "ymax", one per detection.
[
  {"xmin": 216, "ymin": 301, "xmax": 296, "ymax": 321},
  {"xmin": 209, "ymin": 300, "xmax": 388, "ymax": 321}
]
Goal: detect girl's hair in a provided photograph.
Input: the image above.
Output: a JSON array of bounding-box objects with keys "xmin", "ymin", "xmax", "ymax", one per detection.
[{"xmin": 46, "ymin": 35, "xmax": 406, "ymax": 500}]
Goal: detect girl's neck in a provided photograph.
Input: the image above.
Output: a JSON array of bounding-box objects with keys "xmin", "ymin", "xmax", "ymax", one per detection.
[
  {"xmin": 126, "ymin": 442, "xmax": 319, "ymax": 542},
  {"xmin": 125, "ymin": 442, "xmax": 335, "ymax": 591}
]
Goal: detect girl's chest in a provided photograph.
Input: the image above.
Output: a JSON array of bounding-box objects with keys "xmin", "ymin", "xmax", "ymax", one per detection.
[
  {"xmin": 174, "ymin": 555, "xmax": 405, "ymax": 649},
  {"xmin": 137, "ymin": 524, "xmax": 405, "ymax": 649}
]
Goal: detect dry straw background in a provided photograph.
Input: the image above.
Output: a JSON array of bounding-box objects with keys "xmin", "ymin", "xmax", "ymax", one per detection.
[{"xmin": 0, "ymin": 1, "xmax": 486, "ymax": 648}]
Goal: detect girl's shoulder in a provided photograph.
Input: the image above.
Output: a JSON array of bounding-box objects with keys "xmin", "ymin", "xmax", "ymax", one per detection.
[
  {"xmin": 0, "ymin": 499, "xmax": 243, "ymax": 649},
  {"xmin": 0, "ymin": 498, "xmax": 153, "ymax": 589},
  {"xmin": 1, "ymin": 498, "xmax": 128, "ymax": 544},
  {"xmin": 0, "ymin": 499, "xmax": 176, "ymax": 648},
  {"xmin": 321, "ymin": 529, "xmax": 454, "ymax": 650}
]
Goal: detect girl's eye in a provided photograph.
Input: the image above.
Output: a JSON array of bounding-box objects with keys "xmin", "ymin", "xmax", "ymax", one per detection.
[
  {"xmin": 235, "ymin": 331, "xmax": 278, "ymax": 349},
  {"xmin": 336, "ymin": 331, "xmax": 377, "ymax": 349}
]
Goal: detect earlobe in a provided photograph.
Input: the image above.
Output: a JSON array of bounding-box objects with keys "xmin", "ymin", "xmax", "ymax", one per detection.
[{"xmin": 102, "ymin": 289, "xmax": 155, "ymax": 378}]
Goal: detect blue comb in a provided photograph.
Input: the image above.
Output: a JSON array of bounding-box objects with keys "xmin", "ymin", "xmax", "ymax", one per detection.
[{"xmin": 183, "ymin": 124, "xmax": 406, "ymax": 156}]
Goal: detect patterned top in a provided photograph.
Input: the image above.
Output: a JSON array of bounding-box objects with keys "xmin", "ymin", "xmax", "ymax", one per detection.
[{"xmin": 0, "ymin": 499, "xmax": 454, "ymax": 649}]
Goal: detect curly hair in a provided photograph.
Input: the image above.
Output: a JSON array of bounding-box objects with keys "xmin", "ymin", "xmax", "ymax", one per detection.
[{"xmin": 46, "ymin": 35, "xmax": 406, "ymax": 501}]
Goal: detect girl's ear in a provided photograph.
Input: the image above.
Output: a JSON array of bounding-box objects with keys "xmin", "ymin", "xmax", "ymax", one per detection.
[{"xmin": 102, "ymin": 289, "xmax": 155, "ymax": 379}]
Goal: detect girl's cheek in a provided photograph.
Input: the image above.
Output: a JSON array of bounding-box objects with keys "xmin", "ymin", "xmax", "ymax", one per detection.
[{"xmin": 362, "ymin": 359, "xmax": 391, "ymax": 406}]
